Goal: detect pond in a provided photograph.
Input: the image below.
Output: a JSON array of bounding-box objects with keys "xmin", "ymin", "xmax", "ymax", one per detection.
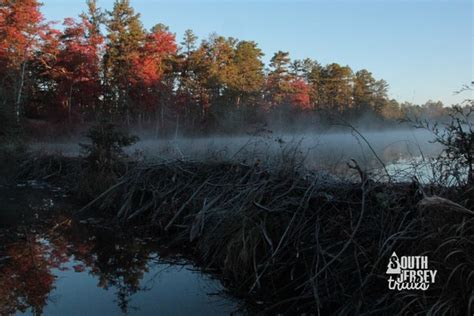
[{"xmin": 0, "ymin": 183, "xmax": 239, "ymax": 316}]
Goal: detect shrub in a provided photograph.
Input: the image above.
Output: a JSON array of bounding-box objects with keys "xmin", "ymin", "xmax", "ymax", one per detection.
[
  {"xmin": 80, "ymin": 121, "xmax": 139, "ymax": 172},
  {"xmin": 78, "ymin": 120, "xmax": 138, "ymax": 200},
  {"xmin": 413, "ymin": 104, "xmax": 474, "ymax": 186}
]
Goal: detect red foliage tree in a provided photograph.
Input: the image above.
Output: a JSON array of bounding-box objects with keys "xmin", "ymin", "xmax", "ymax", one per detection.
[
  {"xmin": 0, "ymin": 0, "xmax": 47, "ymax": 121},
  {"xmin": 134, "ymin": 29, "xmax": 176, "ymax": 86},
  {"xmin": 289, "ymin": 79, "xmax": 311, "ymax": 110},
  {"xmin": 130, "ymin": 28, "xmax": 177, "ymax": 120},
  {"xmin": 55, "ymin": 17, "xmax": 104, "ymax": 121},
  {"xmin": 0, "ymin": 0, "xmax": 44, "ymax": 68}
]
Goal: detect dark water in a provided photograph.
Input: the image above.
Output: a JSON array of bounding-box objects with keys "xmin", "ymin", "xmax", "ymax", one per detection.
[{"xmin": 0, "ymin": 183, "xmax": 238, "ymax": 316}]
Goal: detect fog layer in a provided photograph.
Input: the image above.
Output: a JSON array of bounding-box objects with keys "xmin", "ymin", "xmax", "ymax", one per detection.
[{"xmin": 32, "ymin": 129, "xmax": 440, "ymax": 172}]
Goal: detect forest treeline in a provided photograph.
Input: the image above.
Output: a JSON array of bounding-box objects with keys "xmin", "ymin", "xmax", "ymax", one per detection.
[{"xmin": 0, "ymin": 0, "xmax": 460, "ymax": 136}]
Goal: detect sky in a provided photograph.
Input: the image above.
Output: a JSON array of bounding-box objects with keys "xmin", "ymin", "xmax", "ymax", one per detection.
[{"xmin": 41, "ymin": 0, "xmax": 473, "ymax": 105}]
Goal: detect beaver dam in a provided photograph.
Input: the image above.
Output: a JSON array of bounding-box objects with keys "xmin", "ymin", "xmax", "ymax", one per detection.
[{"xmin": 1, "ymin": 127, "xmax": 472, "ymax": 315}]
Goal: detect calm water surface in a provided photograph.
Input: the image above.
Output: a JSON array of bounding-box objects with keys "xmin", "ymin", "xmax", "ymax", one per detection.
[{"xmin": 0, "ymin": 184, "xmax": 238, "ymax": 316}]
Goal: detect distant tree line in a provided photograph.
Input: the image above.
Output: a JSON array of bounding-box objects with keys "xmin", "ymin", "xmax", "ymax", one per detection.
[{"xmin": 0, "ymin": 0, "xmax": 465, "ymax": 136}]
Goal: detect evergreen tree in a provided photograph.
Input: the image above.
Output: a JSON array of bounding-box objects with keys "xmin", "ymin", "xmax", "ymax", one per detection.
[
  {"xmin": 267, "ymin": 51, "xmax": 293, "ymax": 107},
  {"xmin": 80, "ymin": 0, "xmax": 105, "ymax": 37},
  {"xmin": 302, "ymin": 59, "xmax": 323, "ymax": 109},
  {"xmin": 353, "ymin": 69, "xmax": 376, "ymax": 114},
  {"xmin": 372, "ymin": 79, "xmax": 389, "ymax": 114},
  {"xmin": 104, "ymin": 0, "xmax": 145, "ymax": 122},
  {"xmin": 319, "ymin": 63, "xmax": 353, "ymax": 114},
  {"xmin": 181, "ymin": 29, "xmax": 197, "ymax": 57},
  {"xmin": 228, "ymin": 40, "xmax": 264, "ymax": 107}
]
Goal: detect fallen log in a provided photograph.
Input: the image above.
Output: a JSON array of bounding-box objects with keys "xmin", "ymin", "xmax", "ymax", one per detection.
[{"xmin": 417, "ymin": 195, "xmax": 474, "ymax": 217}]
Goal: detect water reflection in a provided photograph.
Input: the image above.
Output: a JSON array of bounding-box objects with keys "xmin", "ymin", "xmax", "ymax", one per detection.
[
  {"xmin": 0, "ymin": 218, "xmax": 237, "ymax": 315},
  {"xmin": 0, "ymin": 235, "xmax": 57, "ymax": 315}
]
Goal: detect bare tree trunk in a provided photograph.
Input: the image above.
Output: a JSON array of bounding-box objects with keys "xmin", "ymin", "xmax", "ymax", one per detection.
[
  {"xmin": 161, "ymin": 103, "xmax": 164, "ymax": 133},
  {"xmin": 138, "ymin": 112, "xmax": 142, "ymax": 130},
  {"xmin": 68, "ymin": 85, "xmax": 73, "ymax": 124},
  {"xmin": 174, "ymin": 114, "xmax": 179, "ymax": 139},
  {"xmin": 155, "ymin": 108, "xmax": 160, "ymax": 138},
  {"xmin": 15, "ymin": 61, "xmax": 26, "ymax": 124},
  {"xmin": 123, "ymin": 84, "xmax": 131, "ymax": 126},
  {"xmin": 468, "ymin": 162, "xmax": 473, "ymax": 185}
]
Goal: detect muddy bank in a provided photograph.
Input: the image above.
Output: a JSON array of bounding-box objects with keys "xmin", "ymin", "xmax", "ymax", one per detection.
[{"xmin": 12, "ymin": 153, "xmax": 474, "ymax": 314}]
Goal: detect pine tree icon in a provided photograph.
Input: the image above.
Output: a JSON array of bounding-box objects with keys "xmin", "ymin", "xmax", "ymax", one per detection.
[{"xmin": 386, "ymin": 252, "xmax": 401, "ymax": 274}]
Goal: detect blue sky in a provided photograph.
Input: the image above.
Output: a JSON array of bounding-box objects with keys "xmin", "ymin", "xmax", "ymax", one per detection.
[{"xmin": 41, "ymin": 0, "xmax": 472, "ymax": 105}]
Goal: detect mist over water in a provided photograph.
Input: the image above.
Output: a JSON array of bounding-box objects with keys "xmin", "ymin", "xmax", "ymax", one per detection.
[{"xmin": 31, "ymin": 128, "xmax": 440, "ymax": 171}]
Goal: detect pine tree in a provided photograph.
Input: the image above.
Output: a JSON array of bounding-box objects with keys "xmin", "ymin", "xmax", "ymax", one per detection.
[
  {"xmin": 104, "ymin": 0, "xmax": 145, "ymax": 122},
  {"xmin": 319, "ymin": 63, "xmax": 353, "ymax": 114},
  {"xmin": 175, "ymin": 29, "xmax": 202, "ymax": 130},
  {"xmin": 181, "ymin": 29, "xmax": 197, "ymax": 57},
  {"xmin": 267, "ymin": 51, "xmax": 293, "ymax": 108},
  {"xmin": 300, "ymin": 58, "xmax": 323, "ymax": 109},
  {"xmin": 230, "ymin": 40, "xmax": 264, "ymax": 107},
  {"xmin": 353, "ymin": 69, "xmax": 376, "ymax": 114},
  {"xmin": 80, "ymin": 0, "xmax": 105, "ymax": 38}
]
